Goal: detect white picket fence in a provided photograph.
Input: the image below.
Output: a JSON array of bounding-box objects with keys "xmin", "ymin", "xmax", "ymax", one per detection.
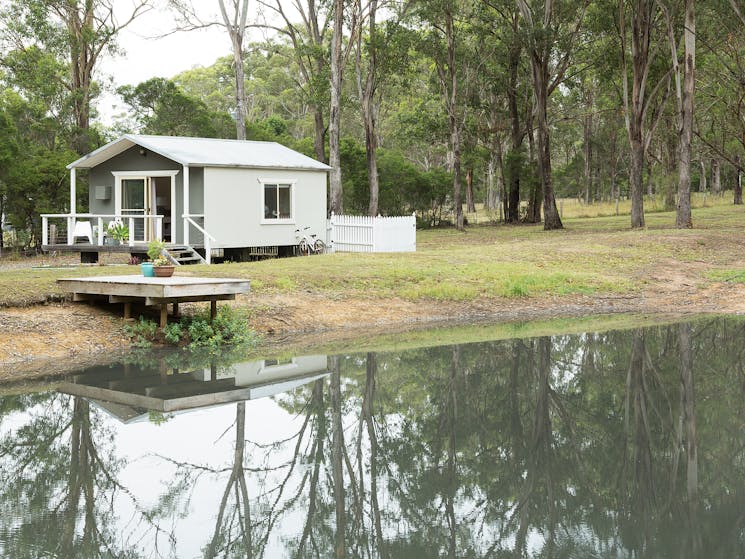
[{"xmin": 327, "ymin": 212, "xmax": 416, "ymax": 253}]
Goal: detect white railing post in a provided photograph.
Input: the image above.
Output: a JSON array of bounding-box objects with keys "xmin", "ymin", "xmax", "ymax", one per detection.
[
  {"xmin": 42, "ymin": 216, "xmax": 48, "ymax": 246},
  {"xmin": 205, "ymin": 235, "xmax": 211, "ymax": 264},
  {"xmin": 67, "ymin": 215, "xmax": 74, "ymax": 244},
  {"xmin": 70, "ymin": 168, "xmax": 76, "ymax": 216},
  {"xmin": 155, "ymin": 216, "xmax": 162, "ymax": 241},
  {"xmin": 183, "ymin": 165, "xmax": 190, "ymax": 246},
  {"xmin": 97, "ymin": 217, "xmax": 104, "ymax": 245},
  {"xmin": 128, "ymin": 217, "xmax": 135, "ymax": 247}
]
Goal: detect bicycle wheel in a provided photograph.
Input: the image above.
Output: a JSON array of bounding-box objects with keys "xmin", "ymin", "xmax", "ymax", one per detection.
[
  {"xmin": 298, "ymin": 239, "xmax": 309, "ymax": 256},
  {"xmin": 313, "ymin": 239, "xmax": 326, "ymax": 254}
]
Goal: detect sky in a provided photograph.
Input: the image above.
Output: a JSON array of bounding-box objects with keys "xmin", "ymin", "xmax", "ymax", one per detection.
[{"xmin": 96, "ymin": 3, "xmax": 237, "ymax": 125}]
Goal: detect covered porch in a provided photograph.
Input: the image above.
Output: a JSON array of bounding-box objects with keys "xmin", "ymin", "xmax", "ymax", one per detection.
[{"xmin": 41, "ymin": 138, "xmax": 217, "ymax": 262}]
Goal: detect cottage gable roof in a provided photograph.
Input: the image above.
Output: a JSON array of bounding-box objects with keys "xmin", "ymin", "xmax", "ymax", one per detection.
[{"xmin": 67, "ymin": 134, "xmax": 331, "ymax": 171}]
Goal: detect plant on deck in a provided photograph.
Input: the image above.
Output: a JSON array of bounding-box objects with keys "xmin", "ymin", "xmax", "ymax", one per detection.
[
  {"xmin": 147, "ymin": 239, "xmax": 165, "ymax": 262},
  {"xmin": 107, "ymin": 221, "xmax": 129, "ymax": 242}
]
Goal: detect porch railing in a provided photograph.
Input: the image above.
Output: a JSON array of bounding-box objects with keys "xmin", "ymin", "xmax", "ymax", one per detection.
[
  {"xmin": 184, "ymin": 214, "xmax": 218, "ymax": 264},
  {"xmin": 41, "ymin": 214, "xmax": 164, "ymax": 247}
]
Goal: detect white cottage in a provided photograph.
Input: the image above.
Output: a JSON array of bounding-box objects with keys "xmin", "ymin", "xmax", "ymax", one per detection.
[{"xmin": 41, "ymin": 134, "xmax": 330, "ymax": 263}]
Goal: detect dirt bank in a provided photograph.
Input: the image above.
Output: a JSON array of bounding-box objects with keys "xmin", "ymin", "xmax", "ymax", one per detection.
[{"xmin": 2, "ymin": 264, "xmax": 744, "ymax": 382}]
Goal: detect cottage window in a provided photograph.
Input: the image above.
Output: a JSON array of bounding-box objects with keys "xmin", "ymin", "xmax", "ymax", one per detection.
[{"xmin": 263, "ymin": 182, "xmax": 293, "ymax": 221}]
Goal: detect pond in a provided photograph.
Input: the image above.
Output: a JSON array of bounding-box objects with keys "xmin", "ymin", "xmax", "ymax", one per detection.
[{"xmin": 1, "ymin": 316, "xmax": 744, "ymax": 558}]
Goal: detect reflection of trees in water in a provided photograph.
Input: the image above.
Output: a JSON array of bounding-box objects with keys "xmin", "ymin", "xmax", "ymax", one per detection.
[
  {"xmin": 0, "ymin": 394, "xmax": 170, "ymax": 558},
  {"xmin": 5, "ymin": 317, "xmax": 745, "ymax": 557}
]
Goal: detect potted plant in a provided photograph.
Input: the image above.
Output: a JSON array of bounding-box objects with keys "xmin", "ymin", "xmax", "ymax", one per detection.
[
  {"xmin": 152, "ymin": 255, "xmax": 175, "ymax": 277},
  {"xmin": 107, "ymin": 221, "xmax": 129, "ymax": 245},
  {"xmin": 142, "ymin": 239, "xmax": 165, "ymax": 277}
]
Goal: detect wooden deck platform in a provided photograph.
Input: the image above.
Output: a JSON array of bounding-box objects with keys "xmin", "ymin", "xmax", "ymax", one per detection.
[{"xmin": 57, "ymin": 275, "xmax": 250, "ymax": 326}]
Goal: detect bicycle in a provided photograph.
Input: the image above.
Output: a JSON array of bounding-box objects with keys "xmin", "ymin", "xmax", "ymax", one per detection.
[{"xmin": 295, "ymin": 227, "xmax": 326, "ymax": 255}]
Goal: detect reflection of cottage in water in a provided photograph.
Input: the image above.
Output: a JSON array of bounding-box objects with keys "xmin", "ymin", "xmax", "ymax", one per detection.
[{"xmin": 57, "ymin": 354, "xmax": 328, "ymax": 423}]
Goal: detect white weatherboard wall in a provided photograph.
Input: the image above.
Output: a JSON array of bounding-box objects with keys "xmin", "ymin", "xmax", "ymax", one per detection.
[
  {"xmin": 203, "ymin": 167, "xmax": 327, "ymax": 248},
  {"xmin": 328, "ymin": 213, "xmax": 416, "ymax": 252}
]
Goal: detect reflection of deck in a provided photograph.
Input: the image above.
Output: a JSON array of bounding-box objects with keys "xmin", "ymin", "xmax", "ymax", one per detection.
[
  {"xmin": 57, "ymin": 355, "xmax": 329, "ymax": 422},
  {"xmin": 57, "ymin": 275, "xmax": 251, "ymax": 326}
]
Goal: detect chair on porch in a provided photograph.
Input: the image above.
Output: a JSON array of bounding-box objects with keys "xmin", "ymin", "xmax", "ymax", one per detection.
[{"xmin": 72, "ymin": 220, "xmax": 93, "ymax": 244}]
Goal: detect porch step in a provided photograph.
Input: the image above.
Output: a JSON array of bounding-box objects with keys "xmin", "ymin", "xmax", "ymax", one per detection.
[{"xmin": 164, "ymin": 245, "xmax": 206, "ymax": 266}]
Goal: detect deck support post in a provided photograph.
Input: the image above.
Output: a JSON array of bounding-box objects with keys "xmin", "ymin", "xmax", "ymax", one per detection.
[
  {"xmin": 210, "ymin": 300, "xmax": 217, "ymax": 321},
  {"xmin": 160, "ymin": 304, "xmax": 168, "ymax": 329},
  {"xmin": 173, "ymin": 302, "xmax": 179, "ymax": 317},
  {"xmin": 123, "ymin": 302, "xmax": 132, "ymax": 320}
]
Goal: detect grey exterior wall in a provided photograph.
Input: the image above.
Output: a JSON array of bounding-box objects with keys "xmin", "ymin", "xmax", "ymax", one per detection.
[
  {"xmin": 84, "ymin": 143, "xmax": 327, "ymax": 249},
  {"xmin": 88, "ymin": 146, "xmax": 181, "ymax": 216},
  {"xmin": 203, "ymin": 167, "xmax": 327, "ymax": 248}
]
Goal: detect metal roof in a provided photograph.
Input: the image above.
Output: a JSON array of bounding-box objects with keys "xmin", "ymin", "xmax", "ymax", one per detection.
[{"xmin": 67, "ymin": 134, "xmax": 332, "ymax": 171}]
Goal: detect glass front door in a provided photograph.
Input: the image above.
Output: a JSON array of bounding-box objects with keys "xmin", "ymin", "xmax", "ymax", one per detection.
[{"xmin": 121, "ymin": 178, "xmax": 149, "ymax": 242}]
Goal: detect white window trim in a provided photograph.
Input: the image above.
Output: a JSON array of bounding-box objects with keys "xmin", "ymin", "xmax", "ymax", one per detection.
[
  {"xmin": 259, "ymin": 178, "xmax": 296, "ymax": 225},
  {"xmin": 112, "ymin": 170, "xmax": 180, "ymax": 217}
]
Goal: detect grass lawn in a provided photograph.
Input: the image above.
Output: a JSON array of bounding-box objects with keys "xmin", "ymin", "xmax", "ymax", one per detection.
[{"xmin": 2, "ymin": 202, "xmax": 745, "ymax": 308}]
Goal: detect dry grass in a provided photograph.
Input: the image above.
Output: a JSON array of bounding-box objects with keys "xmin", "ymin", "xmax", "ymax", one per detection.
[{"xmin": 2, "ymin": 203, "xmax": 745, "ymax": 307}]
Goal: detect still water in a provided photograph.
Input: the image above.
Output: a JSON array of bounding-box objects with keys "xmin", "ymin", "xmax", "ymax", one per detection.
[{"xmin": 1, "ymin": 317, "xmax": 744, "ymax": 558}]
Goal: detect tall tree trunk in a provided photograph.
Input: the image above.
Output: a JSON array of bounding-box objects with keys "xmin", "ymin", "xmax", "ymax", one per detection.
[
  {"xmin": 621, "ymin": 0, "xmax": 658, "ymax": 229},
  {"xmin": 630, "ymin": 138, "xmax": 646, "ymax": 227},
  {"xmin": 314, "ymin": 107, "xmax": 327, "ymax": 163},
  {"xmin": 676, "ymin": 0, "xmax": 695, "ymax": 228},
  {"xmin": 218, "ymin": 0, "xmax": 250, "ymax": 141},
  {"xmin": 329, "ymin": 0, "xmax": 345, "ymax": 215},
  {"xmin": 584, "ymin": 87, "xmax": 594, "ymax": 205},
  {"xmin": 699, "ymin": 160, "xmax": 706, "ymax": 192},
  {"xmin": 355, "ymin": 0, "xmax": 380, "ymax": 216},
  {"xmin": 506, "ymin": 14, "xmax": 523, "ymax": 223},
  {"xmin": 465, "ymin": 168, "xmax": 475, "ymax": 213},
  {"xmin": 533, "ymin": 61, "xmax": 562, "ymax": 230},
  {"xmin": 736, "ymin": 164, "xmax": 743, "ymax": 205},
  {"xmin": 711, "ymin": 158, "xmax": 721, "ymax": 194},
  {"xmin": 441, "ymin": 9, "xmax": 464, "ymax": 230}
]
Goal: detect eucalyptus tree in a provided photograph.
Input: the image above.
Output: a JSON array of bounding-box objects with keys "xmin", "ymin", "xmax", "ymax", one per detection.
[
  {"xmin": 0, "ymin": 0, "xmax": 151, "ymax": 153},
  {"xmin": 257, "ymin": 0, "xmax": 331, "ymax": 163},
  {"xmin": 695, "ymin": 0, "xmax": 745, "ymax": 204},
  {"xmin": 516, "ymin": 0, "xmax": 590, "ymax": 230},
  {"xmin": 619, "ymin": 0, "xmax": 673, "ymax": 227},
  {"xmin": 413, "ymin": 0, "xmax": 477, "ymax": 231},
  {"xmin": 660, "ymin": 0, "xmax": 696, "ymax": 228},
  {"xmin": 118, "ymin": 77, "xmax": 233, "ymax": 137},
  {"xmin": 168, "ymin": 1, "xmax": 252, "ymax": 140},
  {"xmin": 478, "ymin": 1, "xmax": 531, "ymax": 223}
]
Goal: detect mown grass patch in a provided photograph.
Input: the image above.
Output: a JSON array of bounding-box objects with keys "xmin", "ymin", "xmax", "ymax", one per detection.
[{"xmin": 707, "ymin": 269, "xmax": 745, "ymax": 283}]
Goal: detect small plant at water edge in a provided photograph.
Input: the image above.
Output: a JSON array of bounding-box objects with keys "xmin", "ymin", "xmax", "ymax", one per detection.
[
  {"xmin": 123, "ymin": 307, "xmax": 258, "ymax": 351},
  {"xmin": 124, "ymin": 316, "xmax": 159, "ymax": 348}
]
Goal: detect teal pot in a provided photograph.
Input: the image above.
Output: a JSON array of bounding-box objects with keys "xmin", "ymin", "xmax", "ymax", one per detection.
[{"xmin": 141, "ymin": 262, "xmax": 155, "ymax": 277}]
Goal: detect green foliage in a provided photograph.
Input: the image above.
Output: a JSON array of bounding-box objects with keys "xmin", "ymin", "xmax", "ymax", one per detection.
[
  {"xmin": 117, "ymin": 78, "xmax": 233, "ymax": 138},
  {"xmin": 123, "ymin": 307, "xmax": 258, "ymax": 353},
  {"xmin": 107, "ymin": 220, "xmax": 129, "ymax": 242},
  {"xmin": 147, "ymin": 239, "xmax": 165, "ymax": 261},
  {"xmin": 163, "ymin": 322, "xmax": 183, "ymax": 345},
  {"xmin": 124, "ymin": 316, "xmax": 159, "ymax": 348}
]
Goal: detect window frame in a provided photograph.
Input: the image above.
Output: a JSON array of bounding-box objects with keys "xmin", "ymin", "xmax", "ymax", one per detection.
[{"xmin": 259, "ymin": 178, "xmax": 296, "ymax": 225}]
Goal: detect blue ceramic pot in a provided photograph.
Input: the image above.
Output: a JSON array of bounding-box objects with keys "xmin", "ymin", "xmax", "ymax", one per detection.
[{"xmin": 141, "ymin": 262, "xmax": 155, "ymax": 277}]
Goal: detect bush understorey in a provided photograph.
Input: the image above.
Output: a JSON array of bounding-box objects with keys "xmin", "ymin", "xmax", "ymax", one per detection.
[{"xmin": 125, "ymin": 307, "xmax": 259, "ymax": 353}]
